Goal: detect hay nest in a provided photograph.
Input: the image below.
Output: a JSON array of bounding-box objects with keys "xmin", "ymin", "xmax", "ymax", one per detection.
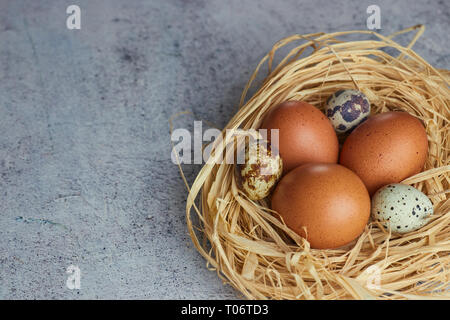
[{"xmin": 179, "ymin": 25, "xmax": 450, "ymax": 299}]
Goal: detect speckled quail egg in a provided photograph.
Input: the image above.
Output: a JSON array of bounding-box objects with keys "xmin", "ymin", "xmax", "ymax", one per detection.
[
  {"xmin": 325, "ymin": 89, "xmax": 370, "ymax": 134},
  {"xmin": 371, "ymin": 183, "xmax": 433, "ymax": 234},
  {"xmin": 238, "ymin": 140, "xmax": 283, "ymax": 200}
]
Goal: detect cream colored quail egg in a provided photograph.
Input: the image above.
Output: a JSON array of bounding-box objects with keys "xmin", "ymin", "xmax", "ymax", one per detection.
[
  {"xmin": 326, "ymin": 89, "xmax": 370, "ymax": 134},
  {"xmin": 238, "ymin": 140, "xmax": 283, "ymax": 200}
]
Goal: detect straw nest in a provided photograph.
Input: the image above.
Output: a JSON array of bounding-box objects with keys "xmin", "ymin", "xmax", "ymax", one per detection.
[{"xmin": 178, "ymin": 25, "xmax": 450, "ymax": 299}]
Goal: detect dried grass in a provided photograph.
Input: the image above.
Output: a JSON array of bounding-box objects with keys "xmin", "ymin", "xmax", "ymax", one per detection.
[{"xmin": 177, "ymin": 25, "xmax": 450, "ymax": 299}]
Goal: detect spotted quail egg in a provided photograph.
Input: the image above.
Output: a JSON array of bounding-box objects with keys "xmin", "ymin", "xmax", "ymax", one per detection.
[
  {"xmin": 325, "ymin": 89, "xmax": 370, "ymax": 134},
  {"xmin": 238, "ymin": 140, "xmax": 283, "ymax": 200},
  {"xmin": 371, "ymin": 183, "xmax": 433, "ymax": 234}
]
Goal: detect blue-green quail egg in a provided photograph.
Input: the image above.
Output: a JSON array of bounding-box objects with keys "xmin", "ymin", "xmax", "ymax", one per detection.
[
  {"xmin": 325, "ymin": 89, "xmax": 370, "ymax": 134},
  {"xmin": 371, "ymin": 183, "xmax": 433, "ymax": 234}
]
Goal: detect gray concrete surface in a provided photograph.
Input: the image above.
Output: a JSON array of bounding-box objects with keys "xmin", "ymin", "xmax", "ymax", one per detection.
[{"xmin": 0, "ymin": 0, "xmax": 448, "ymax": 299}]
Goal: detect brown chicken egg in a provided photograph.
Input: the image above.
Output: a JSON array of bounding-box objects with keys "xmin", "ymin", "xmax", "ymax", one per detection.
[
  {"xmin": 260, "ymin": 101, "xmax": 339, "ymax": 173},
  {"xmin": 271, "ymin": 163, "xmax": 371, "ymax": 249},
  {"xmin": 339, "ymin": 111, "xmax": 429, "ymax": 195}
]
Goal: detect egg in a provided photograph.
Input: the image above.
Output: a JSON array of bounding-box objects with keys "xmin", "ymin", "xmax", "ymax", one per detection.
[
  {"xmin": 372, "ymin": 184, "xmax": 433, "ymax": 233},
  {"xmin": 260, "ymin": 101, "xmax": 339, "ymax": 173},
  {"xmin": 340, "ymin": 111, "xmax": 428, "ymax": 195},
  {"xmin": 238, "ymin": 140, "xmax": 283, "ymax": 200},
  {"xmin": 325, "ymin": 89, "xmax": 371, "ymax": 134},
  {"xmin": 271, "ymin": 163, "xmax": 370, "ymax": 249}
]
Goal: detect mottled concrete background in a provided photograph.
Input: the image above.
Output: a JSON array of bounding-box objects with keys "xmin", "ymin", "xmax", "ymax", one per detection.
[{"xmin": 0, "ymin": 0, "xmax": 448, "ymax": 299}]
